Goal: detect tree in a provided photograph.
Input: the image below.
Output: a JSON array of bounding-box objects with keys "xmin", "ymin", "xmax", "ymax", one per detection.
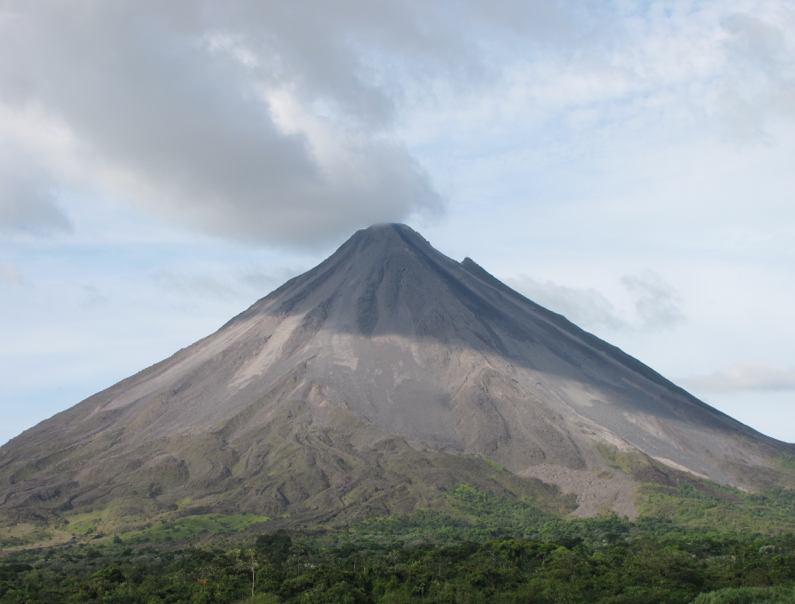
[
  {"xmin": 256, "ymin": 530, "xmax": 293, "ymax": 564},
  {"xmin": 228, "ymin": 547, "xmax": 262, "ymax": 598}
]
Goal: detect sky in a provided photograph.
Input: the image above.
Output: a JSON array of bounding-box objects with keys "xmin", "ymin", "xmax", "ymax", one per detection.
[{"xmin": 1, "ymin": 0, "xmax": 794, "ymax": 445}]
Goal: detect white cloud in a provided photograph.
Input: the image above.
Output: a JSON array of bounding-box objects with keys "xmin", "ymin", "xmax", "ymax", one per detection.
[
  {"xmin": 682, "ymin": 361, "xmax": 795, "ymax": 392},
  {"xmin": 507, "ymin": 270, "xmax": 684, "ymax": 333},
  {"xmin": 719, "ymin": 10, "xmax": 795, "ymax": 141},
  {"xmin": 508, "ymin": 275, "xmax": 627, "ymax": 331},
  {"xmin": 621, "ymin": 271, "xmax": 685, "ymax": 332}
]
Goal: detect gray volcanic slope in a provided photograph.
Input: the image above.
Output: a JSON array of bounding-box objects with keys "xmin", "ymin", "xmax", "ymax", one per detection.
[{"xmin": 1, "ymin": 224, "xmax": 793, "ymax": 523}]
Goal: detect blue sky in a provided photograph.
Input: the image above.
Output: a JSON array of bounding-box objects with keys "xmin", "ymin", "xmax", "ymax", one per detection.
[{"xmin": 1, "ymin": 0, "xmax": 794, "ymax": 444}]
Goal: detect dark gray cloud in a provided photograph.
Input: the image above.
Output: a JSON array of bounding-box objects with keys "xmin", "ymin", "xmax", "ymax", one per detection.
[
  {"xmin": 0, "ymin": 2, "xmax": 434, "ymax": 243},
  {"xmin": 0, "ymin": 0, "xmax": 575, "ymax": 245},
  {"xmin": 682, "ymin": 362, "xmax": 795, "ymax": 393},
  {"xmin": 0, "ymin": 169, "xmax": 71, "ymax": 235}
]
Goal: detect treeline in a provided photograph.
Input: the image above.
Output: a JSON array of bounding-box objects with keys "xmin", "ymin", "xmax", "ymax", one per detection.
[
  {"xmin": 341, "ymin": 483, "xmax": 795, "ymax": 547},
  {"xmin": 2, "ymin": 529, "xmax": 795, "ymax": 603}
]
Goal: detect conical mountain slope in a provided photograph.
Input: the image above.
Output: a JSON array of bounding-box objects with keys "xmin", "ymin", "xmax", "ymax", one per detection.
[{"xmin": 1, "ymin": 224, "xmax": 792, "ymax": 525}]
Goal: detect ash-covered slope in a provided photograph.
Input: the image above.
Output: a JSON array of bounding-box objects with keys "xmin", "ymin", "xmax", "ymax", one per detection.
[{"xmin": 1, "ymin": 224, "xmax": 792, "ymax": 524}]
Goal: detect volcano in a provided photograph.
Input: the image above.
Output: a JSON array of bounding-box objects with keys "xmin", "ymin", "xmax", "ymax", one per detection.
[{"xmin": 1, "ymin": 224, "xmax": 792, "ymax": 526}]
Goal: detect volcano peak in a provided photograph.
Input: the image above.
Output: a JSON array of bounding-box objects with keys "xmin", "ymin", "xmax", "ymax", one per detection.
[{"xmin": 1, "ymin": 224, "xmax": 792, "ymax": 525}]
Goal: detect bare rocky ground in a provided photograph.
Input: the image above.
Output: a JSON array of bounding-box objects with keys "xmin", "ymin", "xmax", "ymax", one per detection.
[{"xmin": 1, "ymin": 224, "xmax": 793, "ymax": 530}]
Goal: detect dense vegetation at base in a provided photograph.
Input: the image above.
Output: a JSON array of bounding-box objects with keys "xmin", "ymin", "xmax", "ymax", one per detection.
[
  {"xmin": 3, "ymin": 526, "xmax": 795, "ymax": 603},
  {"xmin": 340, "ymin": 483, "xmax": 795, "ymax": 545},
  {"xmin": 2, "ymin": 482, "xmax": 795, "ymax": 603}
]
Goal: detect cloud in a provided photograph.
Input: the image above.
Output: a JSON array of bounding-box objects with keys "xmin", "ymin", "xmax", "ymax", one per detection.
[
  {"xmin": 0, "ymin": 0, "xmax": 461, "ymax": 245},
  {"xmin": 76, "ymin": 284, "xmax": 108, "ymax": 309},
  {"xmin": 621, "ymin": 271, "xmax": 685, "ymax": 332},
  {"xmin": 0, "ymin": 94, "xmax": 79, "ymax": 235},
  {"xmin": 237, "ymin": 266, "xmax": 305, "ymax": 295},
  {"xmin": 153, "ymin": 266, "xmax": 300, "ymax": 301},
  {"xmin": 508, "ymin": 270, "xmax": 684, "ymax": 333},
  {"xmin": 681, "ymin": 361, "xmax": 795, "ymax": 393},
  {"xmin": 0, "ymin": 262, "xmax": 25, "ymax": 285},
  {"xmin": 507, "ymin": 275, "xmax": 628, "ymax": 331},
  {"xmin": 154, "ymin": 271, "xmax": 243, "ymax": 301},
  {"xmin": 719, "ymin": 12, "xmax": 795, "ymax": 141},
  {"xmin": 0, "ymin": 172, "xmax": 71, "ymax": 235},
  {"xmin": 1, "ymin": 1, "xmax": 794, "ymax": 246}
]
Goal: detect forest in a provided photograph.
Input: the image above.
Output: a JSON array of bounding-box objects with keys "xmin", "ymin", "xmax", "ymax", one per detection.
[
  {"xmin": 2, "ymin": 528, "xmax": 795, "ymax": 603},
  {"xmin": 2, "ymin": 483, "xmax": 795, "ymax": 603}
]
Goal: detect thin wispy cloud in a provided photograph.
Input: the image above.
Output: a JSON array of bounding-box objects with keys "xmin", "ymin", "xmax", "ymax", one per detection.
[
  {"xmin": 154, "ymin": 266, "xmax": 302, "ymax": 302},
  {"xmin": 76, "ymin": 284, "xmax": 109, "ymax": 309},
  {"xmin": 621, "ymin": 271, "xmax": 685, "ymax": 332},
  {"xmin": 508, "ymin": 275, "xmax": 628, "ymax": 332},
  {"xmin": 720, "ymin": 12, "xmax": 795, "ymax": 142},
  {"xmin": 0, "ymin": 262, "xmax": 25, "ymax": 285},
  {"xmin": 155, "ymin": 271, "xmax": 246, "ymax": 301},
  {"xmin": 508, "ymin": 271, "xmax": 684, "ymax": 333},
  {"xmin": 682, "ymin": 362, "xmax": 795, "ymax": 393}
]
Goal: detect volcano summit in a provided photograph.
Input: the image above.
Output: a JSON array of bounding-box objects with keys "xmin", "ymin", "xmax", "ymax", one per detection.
[{"xmin": 1, "ymin": 224, "xmax": 792, "ymax": 526}]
